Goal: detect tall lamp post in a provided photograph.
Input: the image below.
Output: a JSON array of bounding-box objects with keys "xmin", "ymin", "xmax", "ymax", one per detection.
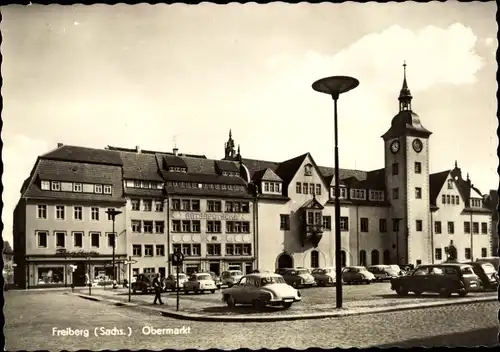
[
  {"xmin": 312, "ymin": 76, "xmax": 359, "ymax": 309},
  {"xmin": 106, "ymin": 209, "xmax": 122, "ymax": 287}
]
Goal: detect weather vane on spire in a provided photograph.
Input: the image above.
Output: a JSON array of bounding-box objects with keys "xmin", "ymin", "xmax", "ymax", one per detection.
[{"xmin": 173, "ymin": 135, "xmax": 177, "ymax": 149}]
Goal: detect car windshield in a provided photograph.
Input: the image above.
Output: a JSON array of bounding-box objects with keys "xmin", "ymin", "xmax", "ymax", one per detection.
[
  {"xmin": 296, "ymin": 269, "xmax": 309, "ymax": 275},
  {"xmin": 230, "ymin": 271, "xmax": 242, "ymax": 276},
  {"xmin": 312, "ymin": 269, "xmax": 325, "ymax": 274},
  {"xmin": 260, "ymin": 276, "xmax": 285, "ymax": 285},
  {"xmin": 481, "ymin": 264, "xmax": 496, "ymax": 274},
  {"xmin": 196, "ymin": 274, "xmax": 212, "ymax": 281}
]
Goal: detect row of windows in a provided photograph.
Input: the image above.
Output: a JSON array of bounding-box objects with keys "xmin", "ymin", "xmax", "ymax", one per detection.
[
  {"xmin": 37, "ymin": 205, "xmax": 116, "ymax": 221},
  {"xmin": 442, "ymin": 194, "xmax": 460, "ymax": 205},
  {"xmin": 172, "ymin": 243, "xmax": 252, "ymax": 256},
  {"xmin": 263, "ymin": 182, "xmax": 282, "ymax": 194},
  {"xmin": 166, "ymin": 181, "xmax": 246, "ymax": 192},
  {"xmin": 124, "ymin": 179, "xmax": 164, "ymax": 190},
  {"xmin": 41, "ymin": 181, "xmax": 112, "ymax": 194},
  {"xmin": 470, "ymin": 198, "xmax": 483, "ymax": 208},
  {"xmin": 391, "ymin": 162, "xmax": 422, "ymax": 176},
  {"xmin": 36, "ymin": 231, "xmax": 116, "ymax": 249},
  {"xmin": 131, "ymin": 244, "xmax": 165, "ymax": 256},
  {"xmin": 434, "ymin": 221, "xmax": 489, "ymax": 235},
  {"xmin": 434, "ymin": 247, "xmax": 488, "ymax": 260},
  {"xmin": 296, "ymin": 182, "xmax": 322, "ymax": 196},
  {"xmin": 171, "ymin": 220, "xmax": 251, "ymax": 233},
  {"xmin": 131, "ymin": 199, "xmax": 164, "ymax": 212},
  {"xmin": 131, "ymin": 220, "xmax": 165, "ymax": 233},
  {"xmin": 329, "ymin": 188, "xmax": 385, "ymax": 202}
]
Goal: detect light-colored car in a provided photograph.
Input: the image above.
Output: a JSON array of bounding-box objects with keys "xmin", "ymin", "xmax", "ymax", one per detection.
[
  {"xmin": 367, "ymin": 265, "xmax": 400, "ymax": 281},
  {"xmin": 341, "ymin": 266, "xmax": 376, "ymax": 284},
  {"xmin": 163, "ymin": 273, "xmax": 188, "ymax": 292},
  {"xmin": 221, "ymin": 270, "xmax": 243, "ymax": 287},
  {"xmin": 183, "ymin": 273, "xmax": 217, "ymax": 294},
  {"xmin": 311, "ymin": 268, "xmax": 336, "ymax": 286},
  {"xmin": 222, "ymin": 273, "xmax": 302, "ymax": 309}
]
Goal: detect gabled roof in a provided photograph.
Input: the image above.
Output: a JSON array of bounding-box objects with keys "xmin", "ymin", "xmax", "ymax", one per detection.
[
  {"xmin": 429, "ymin": 170, "xmax": 451, "ymax": 206},
  {"xmin": 42, "ymin": 145, "xmax": 123, "ymax": 166},
  {"xmin": 162, "ymin": 155, "xmax": 188, "ymax": 169},
  {"xmin": 214, "ymin": 160, "xmax": 240, "ymax": 174},
  {"xmin": 252, "ymin": 168, "xmax": 282, "ymax": 182},
  {"xmin": 240, "ymin": 158, "xmax": 280, "ymax": 178},
  {"xmin": 300, "ymin": 197, "xmax": 324, "ymax": 210},
  {"xmin": 274, "ymin": 153, "xmax": 309, "ymax": 186},
  {"xmin": 118, "ymin": 151, "xmax": 164, "ymax": 181}
]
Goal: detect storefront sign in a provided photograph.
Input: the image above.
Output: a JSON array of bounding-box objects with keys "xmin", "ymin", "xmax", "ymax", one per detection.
[
  {"xmin": 173, "ymin": 212, "xmax": 246, "ymax": 221},
  {"xmin": 54, "ymin": 249, "xmax": 100, "ymax": 257}
]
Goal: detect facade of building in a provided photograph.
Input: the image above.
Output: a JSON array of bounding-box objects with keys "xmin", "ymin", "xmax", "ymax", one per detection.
[
  {"xmin": 13, "ymin": 68, "xmax": 496, "ymax": 288},
  {"xmin": 3, "ymin": 241, "xmax": 15, "ymax": 286}
]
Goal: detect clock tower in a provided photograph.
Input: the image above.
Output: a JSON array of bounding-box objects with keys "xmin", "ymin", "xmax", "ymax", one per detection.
[{"xmin": 382, "ymin": 62, "xmax": 433, "ymax": 265}]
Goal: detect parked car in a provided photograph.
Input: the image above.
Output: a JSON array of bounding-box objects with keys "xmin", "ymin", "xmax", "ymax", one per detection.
[
  {"xmin": 462, "ymin": 261, "xmax": 499, "ymax": 290},
  {"xmin": 475, "ymin": 257, "xmax": 499, "ymax": 270},
  {"xmin": 222, "ymin": 273, "xmax": 302, "ymax": 309},
  {"xmin": 390, "ymin": 263, "xmax": 481, "ymax": 297},
  {"xmin": 341, "ymin": 266, "xmax": 375, "ymax": 284},
  {"xmin": 209, "ymin": 271, "xmax": 222, "ymax": 289},
  {"xmin": 183, "ymin": 273, "xmax": 217, "ymax": 294},
  {"xmin": 311, "ymin": 268, "xmax": 336, "ymax": 286},
  {"xmin": 163, "ymin": 273, "xmax": 188, "ymax": 292},
  {"xmin": 367, "ymin": 265, "xmax": 399, "ymax": 281},
  {"xmin": 221, "ymin": 270, "xmax": 244, "ymax": 287},
  {"xmin": 131, "ymin": 273, "xmax": 156, "ymax": 294},
  {"xmin": 398, "ymin": 264, "xmax": 415, "ymax": 275},
  {"xmin": 275, "ymin": 268, "xmax": 316, "ymax": 288}
]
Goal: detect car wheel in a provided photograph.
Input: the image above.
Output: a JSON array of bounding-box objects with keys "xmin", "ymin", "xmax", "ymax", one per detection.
[
  {"xmin": 413, "ymin": 290, "xmax": 422, "ymax": 296},
  {"xmin": 210, "ymin": 289, "xmax": 216, "ymax": 294},
  {"xmin": 395, "ymin": 286, "xmax": 408, "ymax": 296},
  {"xmin": 439, "ymin": 287, "xmax": 451, "ymax": 298},
  {"xmin": 225, "ymin": 294, "xmax": 235, "ymax": 308},
  {"xmin": 184, "ymin": 289, "xmax": 190, "ymax": 295},
  {"xmin": 142, "ymin": 288, "xmax": 148, "ymax": 294},
  {"xmin": 318, "ymin": 281, "xmax": 324, "ymax": 287},
  {"xmin": 365, "ymin": 280, "xmax": 371, "ymax": 285},
  {"xmin": 282, "ymin": 302, "xmax": 293, "ymax": 309}
]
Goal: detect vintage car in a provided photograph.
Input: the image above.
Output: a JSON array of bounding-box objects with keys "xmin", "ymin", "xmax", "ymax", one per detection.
[
  {"xmin": 341, "ymin": 266, "xmax": 376, "ymax": 284},
  {"xmin": 183, "ymin": 272, "xmax": 217, "ymax": 294},
  {"xmin": 367, "ymin": 265, "xmax": 400, "ymax": 281},
  {"xmin": 222, "ymin": 273, "xmax": 302, "ymax": 309},
  {"xmin": 311, "ymin": 267, "xmax": 336, "ymax": 286},
  {"xmin": 131, "ymin": 273, "xmax": 156, "ymax": 294},
  {"xmin": 209, "ymin": 272, "xmax": 222, "ymax": 289},
  {"xmin": 275, "ymin": 268, "xmax": 316, "ymax": 288},
  {"xmin": 163, "ymin": 273, "xmax": 188, "ymax": 292},
  {"xmin": 390, "ymin": 263, "xmax": 481, "ymax": 297},
  {"xmin": 221, "ymin": 270, "xmax": 244, "ymax": 287},
  {"xmin": 462, "ymin": 261, "xmax": 499, "ymax": 290}
]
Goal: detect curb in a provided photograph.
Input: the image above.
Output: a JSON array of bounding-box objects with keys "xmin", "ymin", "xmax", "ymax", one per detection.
[{"xmin": 74, "ymin": 293, "xmax": 497, "ymax": 322}]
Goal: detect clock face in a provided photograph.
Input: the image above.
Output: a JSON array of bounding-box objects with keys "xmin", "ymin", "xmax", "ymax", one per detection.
[
  {"xmin": 390, "ymin": 140, "xmax": 400, "ymax": 154},
  {"xmin": 412, "ymin": 139, "xmax": 423, "ymax": 153}
]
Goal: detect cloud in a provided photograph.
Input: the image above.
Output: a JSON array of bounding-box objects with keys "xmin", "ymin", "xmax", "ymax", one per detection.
[{"xmin": 484, "ymin": 37, "xmax": 494, "ymax": 46}]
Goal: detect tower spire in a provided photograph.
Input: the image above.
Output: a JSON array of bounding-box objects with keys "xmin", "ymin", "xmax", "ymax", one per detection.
[
  {"xmin": 398, "ymin": 61, "xmax": 413, "ymax": 112},
  {"xmin": 229, "ymin": 129, "xmax": 232, "ymax": 138}
]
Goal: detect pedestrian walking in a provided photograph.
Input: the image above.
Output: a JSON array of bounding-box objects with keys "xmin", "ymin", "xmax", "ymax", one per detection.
[{"xmin": 152, "ymin": 273, "xmax": 164, "ymax": 305}]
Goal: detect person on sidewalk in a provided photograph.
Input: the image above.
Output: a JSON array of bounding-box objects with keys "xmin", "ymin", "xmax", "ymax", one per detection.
[{"xmin": 152, "ymin": 273, "xmax": 164, "ymax": 305}]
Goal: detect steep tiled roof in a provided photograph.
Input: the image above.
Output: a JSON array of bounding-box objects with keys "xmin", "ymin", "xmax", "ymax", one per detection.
[
  {"xmin": 107, "ymin": 145, "xmax": 207, "ymax": 159},
  {"xmin": 381, "ymin": 110, "xmax": 432, "ymax": 140},
  {"xmin": 161, "ymin": 171, "xmax": 246, "ymax": 185},
  {"xmin": 124, "ymin": 188, "xmax": 164, "ymax": 198},
  {"xmin": 43, "ymin": 145, "xmax": 123, "ymax": 166},
  {"xmin": 117, "ymin": 151, "xmax": 163, "ymax": 181},
  {"xmin": 214, "ymin": 160, "xmax": 240, "ymax": 174},
  {"xmin": 252, "ymin": 168, "xmax": 283, "ymax": 182},
  {"xmin": 240, "ymin": 158, "xmax": 279, "ymax": 177},
  {"xmin": 163, "ymin": 155, "xmax": 188, "ymax": 169},
  {"xmin": 429, "ymin": 170, "xmax": 450, "ymax": 206}
]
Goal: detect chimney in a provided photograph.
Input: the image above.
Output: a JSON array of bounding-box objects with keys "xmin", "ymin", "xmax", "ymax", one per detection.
[
  {"xmin": 57, "ymin": 143, "xmax": 64, "ymax": 148},
  {"xmin": 173, "ymin": 147, "xmax": 179, "ymax": 156},
  {"xmin": 136, "ymin": 145, "xmax": 141, "ymax": 153}
]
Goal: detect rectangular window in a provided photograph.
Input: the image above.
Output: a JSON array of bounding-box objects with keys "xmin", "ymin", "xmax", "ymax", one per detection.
[
  {"xmin": 447, "ymin": 221, "xmax": 454, "ymax": 234},
  {"xmin": 107, "ymin": 233, "xmax": 115, "ymax": 247},
  {"xmin": 156, "ymin": 245, "xmax": 165, "ymax": 256},
  {"xmin": 442, "ymin": 195, "xmax": 446, "ymax": 204},
  {"xmin": 322, "ymin": 216, "xmax": 332, "ymax": 230},
  {"xmin": 241, "ymin": 222, "xmax": 250, "ymax": 233},
  {"xmin": 41, "ymin": 181, "xmax": 50, "ymax": 190},
  {"xmin": 464, "ymin": 248, "xmax": 471, "ymax": 260},
  {"xmin": 447, "ymin": 180, "xmax": 453, "ymax": 189},
  {"xmin": 393, "ymin": 219, "xmax": 400, "ymax": 232},
  {"xmin": 207, "ymin": 200, "xmax": 222, "ymax": 212},
  {"xmin": 360, "ymin": 218, "xmax": 369, "ymax": 232},
  {"xmin": 451, "ymin": 196, "xmax": 456, "ymax": 205},
  {"xmin": 307, "ymin": 212, "xmax": 314, "ymax": 225},
  {"xmin": 55, "ymin": 206, "xmax": 65, "ymax": 220},
  {"xmin": 446, "ymin": 195, "xmax": 451, "ymax": 204},
  {"xmin": 314, "ymin": 212, "xmax": 321, "ymax": 225},
  {"xmin": 316, "ymin": 184, "xmax": 322, "ymax": 195},
  {"xmin": 481, "ymin": 248, "xmax": 487, "ymax": 258},
  {"xmin": 143, "ymin": 200, "xmax": 152, "ymax": 212},
  {"xmin": 192, "ymin": 220, "xmax": 201, "ymax": 233},
  {"xmin": 264, "ymin": 182, "xmax": 269, "ymax": 192},
  {"xmin": 207, "ymin": 244, "xmax": 221, "ymax": 256},
  {"xmin": 309, "ymin": 184, "xmax": 314, "ymax": 195},
  {"xmin": 182, "ymin": 220, "xmax": 190, "ymax": 232},
  {"xmin": 340, "ymin": 217, "xmax": 349, "ymax": 231},
  {"xmin": 416, "ymin": 220, "xmax": 423, "ymax": 231},
  {"xmin": 73, "ymin": 206, "xmax": 83, "ymax": 220},
  {"xmin": 456, "ymin": 196, "xmax": 460, "ymax": 205},
  {"xmin": 392, "ymin": 188, "xmax": 399, "ymax": 200},
  {"xmin": 434, "ymin": 221, "xmax": 442, "ymax": 234},
  {"xmin": 172, "ymin": 220, "xmax": 181, "ymax": 232},
  {"xmin": 55, "ymin": 232, "xmax": 65, "ymax": 248},
  {"xmin": 181, "ymin": 244, "xmax": 191, "ymax": 256},
  {"xmin": 73, "ymin": 232, "xmax": 83, "ymax": 248},
  {"xmin": 415, "ymin": 162, "xmax": 422, "ymax": 174},
  {"xmin": 155, "ymin": 221, "xmax": 164, "ymax": 233},
  {"xmin": 132, "ymin": 220, "xmax": 141, "ymax": 232},
  {"xmin": 435, "ymin": 248, "xmax": 442, "ymax": 260},
  {"xmin": 192, "ymin": 244, "xmax": 201, "ymax": 256},
  {"xmin": 181, "ymin": 200, "xmax": 190, "ymax": 211},
  {"xmin": 37, "ymin": 205, "xmax": 47, "ymax": 219},
  {"xmin": 280, "ymin": 215, "xmax": 290, "ymax": 230},
  {"xmin": 225, "ymin": 244, "xmax": 234, "ymax": 256},
  {"xmin": 143, "ymin": 267, "xmax": 155, "ymax": 274},
  {"xmin": 303, "ymin": 183, "xmax": 308, "ymax": 194},
  {"xmin": 415, "ymin": 187, "xmax": 422, "ymax": 199},
  {"xmin": 143, "ymin": 221, "xmax": 153, "ymax": 233},
  {"xmin": 103, "ymin": 185, "xmax": 112, "ymax": 194},
  {"xmin": 207, "ymin": 221, "xmax": 222, "ymax": 233},
  {"xmin": 481, "ymin": 222, "xmax": 488, "ymax": 234},
  {"xmin": 91, "ymin": 232, "xmax": 100, "ymax": 248},
  {"xmin": 144, "ymin": 245, "xmax": 154, "ymax": 257},
  {"xmin": 171, "ymin": 199, "xmax": 181, "ymax": 210},
  {"xmin": 91, "ymin": 207, "xmax": 99, "ymax": 221},
  {"xmin": 155, "ymin": 201, "xmax": 164, "ymax": 212},
  {"xmin": 234, "ymin": 244, "xmax": 242, "ymax": 255},
  {"xmin": 73, "ymin": 183, "xmax": 82, "ymax": 192},
  {"xmin": 243, "ymin": 244, "xmax": 252, "ymax": 255},
  {"xmin": 132, "ymin": 245, "xmax": 142, "ymax": 256},
  {"xmin": 94, "ymin": 184, "xmax": 103, "ymax": 193},
  {"xmin": 241, "ymin": 202, "xmax": 250, "ymax": 213},
  {"xmin": 106, "ymin": 208, "xmax": 116, "ymax": 221},
  {"xmin": 296, "ymin": 182, "xmax": 302, "ymax": 194},
  {"xmin": 131, "ymin": 199, "xmax": 140, "ymax": 211},
  {"xmin": 472, "ymin": 222, "xmax": 479, "ymax": 234},
  {"xmin": 392, "ymin": 163, "xmax": 399, "ymax": 175},
  {"xmin": 51, "ymin": 181, "xmax": 61, "ymax": 191},
  {"xmin": 464, "ymin": 221, "xmax": 471, "ymax": 234},
  {"xmin": 37, "ymin": 231, "xmax": 48, "ymax": 248},
  {"xmin": 379, "ymin": 219, "xmax": 387, "ymax": 233}
]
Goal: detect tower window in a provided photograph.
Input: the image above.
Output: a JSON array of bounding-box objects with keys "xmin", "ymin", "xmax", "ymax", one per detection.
[
  {"xmin": 414, "ymin": 162, "xmax": 422, "ymax": 174},
  {"xmin": 392, "ymin": 188, "xmax": 399, "ymax": 200},
  {"xmin": 416, "ymin": 220, "xmax": 423, "ymax": 231},
  {"xmin": 415, "ymin": 187, "xmax": 422, "ymax": 199},
  {"xmin": 392, "ymin": 163, "xmax": 399, "ymax": 175}
]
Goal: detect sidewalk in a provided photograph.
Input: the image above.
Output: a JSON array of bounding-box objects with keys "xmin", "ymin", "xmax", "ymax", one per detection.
[{"xmin": 74, "ymin": 288, "xmax": 498, "ymax": 322}]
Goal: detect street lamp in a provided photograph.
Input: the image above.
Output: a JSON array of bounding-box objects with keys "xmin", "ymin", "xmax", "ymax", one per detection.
[
  {"xmin": 312, "ymin": 75, "xmax": 359, "ymax": 309},
  {"xmin": 105, "ymin": 208, "xmax": 122, "ymax": 287},
  {"xmin": 392, "ymin": 217, "xmax": 403, "ymax": 265}
]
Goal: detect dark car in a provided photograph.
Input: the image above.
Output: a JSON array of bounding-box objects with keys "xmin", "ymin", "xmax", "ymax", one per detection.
[
  {"xmin": 131, "ymin": 273, "xmax": 156, "ymax": 294},
  {"xmin": 462, "ymin": 261, "xmax": 499, "ymax": 290},
  {"xmin": 275, "ymin": 268, "xmax": 315, "ymax": 288},
  {"xmin": 208, "ymin": 271, "xmax": 222, "ymax": 289},
  {"xmin": 390, "ymin": 263, "xmax": 481, "ymax": 297}
]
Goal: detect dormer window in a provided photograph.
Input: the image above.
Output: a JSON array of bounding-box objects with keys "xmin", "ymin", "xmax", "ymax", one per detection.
[
  {"xmin": 447, "ymin": 180, "xmax": 453, "ymax": 189},
  {"xmin": 331, "ymin": 186, "xmax": 347, "ymax": 199},
  {"xmin": 51, "ymin": 181, "xmax": 61, "ymax": 191},
  {"xmin": 304, "ymin": 164, "xmax": 313, "ymax": 176},
  {"xmin": 369, "ymin": 190, "xmax": 384, "ymax": 201},
  {"xmin": 471, "ymin": 198, "xmax": 482, "ymax": 207},
  {"xmin": 41, "ymin": 180, "xmax": 50, "ymax": 190},
  {"xmin": 263, "ymin": 181, "xmax": 281, "ymax": 195},
  {"xmin": 350, "ymin": 189, "xmax": 366, "ymax": 200}
]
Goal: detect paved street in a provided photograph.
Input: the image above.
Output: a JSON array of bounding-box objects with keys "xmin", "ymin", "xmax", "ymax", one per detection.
[{"xmin": 4, "ymin": 289, "xmax": 499, "ymax": 349}]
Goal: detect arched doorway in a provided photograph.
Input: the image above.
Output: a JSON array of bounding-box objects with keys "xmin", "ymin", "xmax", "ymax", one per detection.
[
  {"xmin": 310, "ymin": 250, "xmax": 319, "ymax": 268},
  {"xmin": 277, "ymin": 253, "xmax": 293, "ymax": 269},
  {"xmin": 340, "ymin": 250, "xmax": 347, "ymax": 267},
  {"xmin": 359, "ymin": 250, "xmax": 367, "ymax": 266},
  {"xmin": 371, "ymin": 250, "xmax": 379, "ymax": 265},
  {"xmin": 383, "ymin": 250, "xmax": 391, "ymax": 265}
]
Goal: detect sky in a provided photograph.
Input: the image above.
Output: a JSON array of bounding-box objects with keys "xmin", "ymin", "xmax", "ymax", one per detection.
[{"xmin": 1, "ymin": 2, "xmax": 498, "ymax": 245}]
